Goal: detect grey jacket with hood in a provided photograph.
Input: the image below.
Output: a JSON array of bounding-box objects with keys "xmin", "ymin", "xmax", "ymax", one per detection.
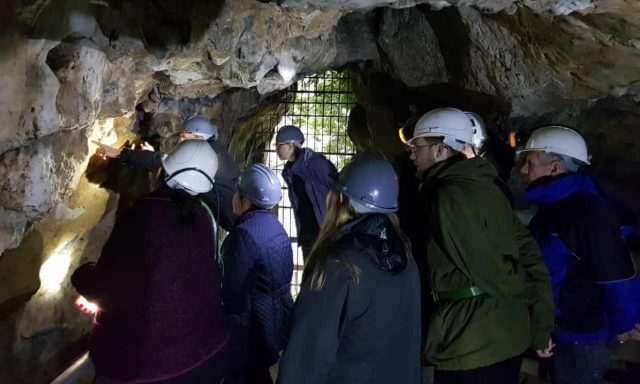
[{"xmin": 277, "ymin": 214, "xmax": 422, "ymax": 384}]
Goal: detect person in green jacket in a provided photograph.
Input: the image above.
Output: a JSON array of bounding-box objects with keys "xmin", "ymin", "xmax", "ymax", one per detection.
[{"xmin": 407, "ymin": 107, "xmax": 555, "ymax": 384}]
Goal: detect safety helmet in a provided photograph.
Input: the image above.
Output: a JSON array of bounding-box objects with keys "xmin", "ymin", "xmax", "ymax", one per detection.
[
  {"xmin": 408, "ymin": 107, "xmax": 473, "ymax": 152},
  {"xmin": 184, "ymin": 116, "xmax": 217, "ymax": 140},
  {"xmin": 275, "ymin": 125, "xmax": 304, "ymax": 147},
  {"xmin": 517, "ymin": 125, "xmax": 590, "ymax": 164},
  {"xmin": 338, "ymin": 153, "xmax": 399, "ymax": 214},
  {"xmin": 162, "ymin": 140, "xmax": 218, "ymax": 195},
  {"xmin": 238, "ymin": 163, "xmax": 282, "ymax": 209},
  {"xmin": 465, "ymin": 111, "xmax": 487, "ymax": 151}
]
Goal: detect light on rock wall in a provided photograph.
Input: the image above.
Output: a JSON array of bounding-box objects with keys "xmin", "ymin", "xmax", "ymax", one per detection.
[
  {"xmin": 277, "ymin": 54, "xmax": 297, "ymax": 84},
  {"xmin": 39, "ymin": 242, "xmax": 73, "ymax": 294},
  {"xmin": 89, "ymin": 118, "xmax": 118, "ymax": 146}
]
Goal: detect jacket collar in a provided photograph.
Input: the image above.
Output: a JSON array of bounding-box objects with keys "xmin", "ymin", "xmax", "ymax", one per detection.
[
  {"xmin": 283, "ymin": 148, "xmax": 312, "ymax": 173},
  {"xmin": 334, "ymin": 214, "xmax": 408, "ymax": 273},
  {"xmin": 523, "ymin": 172, "xmax": 598, "ymax": 204},
  {"xmin": 420, "ymin": 155, "xmax": 496, "ymax": 189},
  {"xmin": 234, "ymin": 209, "xmax": 272, "ymax": 226},
  {"xmin": 334, "ymin": 214, "xmax": 384, "ymax": 239},
  {"xmin": 422, "ymin": 154, "xmax": 465, "ymax": 182}
]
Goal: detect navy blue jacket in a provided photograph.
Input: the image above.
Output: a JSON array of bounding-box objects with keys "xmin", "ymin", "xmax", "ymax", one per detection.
[
  {"xmin": 524, "ymin": 173, "xmax": 640, "ymax": 344},
  {"xmin": 221, "ymin": 210, "xmax": 294, "ymax": 365},
  {"xmin": 119, "ymin": 139, "xmax": 240, "ymax": 231},
  {"xmin": 282, "ymin": 148, "xmax": 337, "ymax": 245},
  {"xmin": 277, "ymin": 214, "xmax": 422, "ymax": 384}
]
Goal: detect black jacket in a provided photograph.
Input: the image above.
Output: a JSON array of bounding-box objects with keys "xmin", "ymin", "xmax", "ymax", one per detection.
[
  {"xmin": 277, "ymin": 214, "xmax": 421, "ymax": 384},
  {"xmin": 119, "ymin": 139, "xmax": 240, "ymax": 231}
]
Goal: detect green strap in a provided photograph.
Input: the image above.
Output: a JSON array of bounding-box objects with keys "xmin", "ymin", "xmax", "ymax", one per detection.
[
  {"xmin": 431, "ymin": 285, "xmax": 485, "ymax": 302},
  {"xmin": 200, "ymin": 201, "xmax": 224, "ymax": 276}
]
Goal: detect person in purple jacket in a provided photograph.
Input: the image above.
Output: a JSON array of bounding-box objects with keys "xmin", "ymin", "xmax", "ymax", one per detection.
[
  {"xmin": 275, "ymin": 125, "xmax": 337, "ymax": 260},
  {"xmin": 72, "ymin": 140, "xmax": 230, "ymax": 384},
  {"xmin": 222, "ymin": 163, "xmax": 294, "ymax": 384}
]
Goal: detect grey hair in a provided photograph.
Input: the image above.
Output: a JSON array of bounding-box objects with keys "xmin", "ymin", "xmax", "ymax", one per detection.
[{"xmin": 540, "ymin": 152, "xmax": 582, "ymax": 173}]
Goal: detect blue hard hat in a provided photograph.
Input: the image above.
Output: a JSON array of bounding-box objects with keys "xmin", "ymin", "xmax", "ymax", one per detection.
[
  {"xmin": 238, "ymin": 163, "xmax": 282, "ymax": 209},
  {"xmin": 338, "ymin": 153, "xmax": 398, "ymax": 214},
  {"xmin": 275, "ymin": 125, "xmax": 304, "ymax": 147},
  {"xmin": 184, "ymin": 116, "xmax": 217, "ymax": 140}
]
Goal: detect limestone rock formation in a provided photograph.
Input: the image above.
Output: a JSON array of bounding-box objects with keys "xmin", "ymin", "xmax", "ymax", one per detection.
[
  {"xmin": 1, "ymin": 0, "xmax": 640, "ymax": 381},
  {"xmin": 378, "ymin": 7, "xmax": 448, "ymax": 87}
]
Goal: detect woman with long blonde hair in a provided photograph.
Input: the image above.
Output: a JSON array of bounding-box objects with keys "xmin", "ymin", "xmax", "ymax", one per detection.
[{"xmin": 277, "ymin": 154, "xmax": 421, "ymax": 384}]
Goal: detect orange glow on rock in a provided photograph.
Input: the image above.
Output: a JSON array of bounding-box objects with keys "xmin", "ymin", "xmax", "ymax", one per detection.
[{"xmin": 509, "ymin": 131, "xmax": 517, "ymax": 148}]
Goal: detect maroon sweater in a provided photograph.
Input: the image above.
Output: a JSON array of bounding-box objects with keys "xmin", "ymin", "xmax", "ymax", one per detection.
[{"xmin": 72, "ymin": 187, "xmax": 229, "ymax": 382}]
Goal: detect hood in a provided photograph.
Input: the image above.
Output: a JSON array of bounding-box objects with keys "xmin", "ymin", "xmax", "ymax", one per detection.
[
  {"xmin": 288, "ymin": 148, "xmax": 314, "ymax": 169},
  {"xmin": 422, "ymin": 155, "xmax": 497, "ymax": 187},
  {"xmin": 334, "ymin": 214, "xmax": 408, "ymax": 273},
  {"xmin": 523, "ymin": 172, "xmax": 599, "ymax": 205}
]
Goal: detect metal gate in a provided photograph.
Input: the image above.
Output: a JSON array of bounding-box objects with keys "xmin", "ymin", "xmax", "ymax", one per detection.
[{"xmin": 258, "ymin": 71, "xmax": 357, "ymax": 295}]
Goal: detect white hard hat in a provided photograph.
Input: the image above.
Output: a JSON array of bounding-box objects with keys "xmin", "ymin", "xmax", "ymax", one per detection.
[
  {"xmin": 465, "ymin": 111, "xmax": 487, "ymax": 151},
  {"xmin": 162, "ymin": 140, "xmax": 218, "ymax": 195},
  {"xmin": 408, "ymin": 107, "xmax": 473, "ymax": 152},
  {"xmin": 517, "ymin": 125, "xmax": 590, "ymax": 165}
]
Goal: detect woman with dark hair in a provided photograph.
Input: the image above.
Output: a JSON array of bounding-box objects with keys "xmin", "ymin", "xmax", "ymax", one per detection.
[
  {"xmin": 277, "ymin": 154, "xmax": 422, "ymax": 384},
  {"xmin": 72, "ymin": 140, "xmax": 230, "ymax": 384}
]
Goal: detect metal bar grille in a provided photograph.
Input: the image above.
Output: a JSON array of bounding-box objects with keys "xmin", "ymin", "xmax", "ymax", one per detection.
[{"xmin": 254, "ymin": 71, "xmax": 356, "ymax": 296}]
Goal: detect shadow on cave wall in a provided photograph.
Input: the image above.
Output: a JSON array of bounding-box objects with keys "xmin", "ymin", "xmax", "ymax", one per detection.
[{"xmin": 9, "ymin": 0, "xmax": 225, "ymax": 56}]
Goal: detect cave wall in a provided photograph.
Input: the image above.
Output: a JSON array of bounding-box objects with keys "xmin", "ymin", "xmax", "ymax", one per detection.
[
  {"xmin": 1, "ymin": 0, "xmax": 640, "ymax": 381},
  {"xmin": 346, "ymin": 5, "xmax": 640, "ymax": 210},
  {"xmin": 0, "ymin": 2, "xmax": 382, "ymax": 380}
]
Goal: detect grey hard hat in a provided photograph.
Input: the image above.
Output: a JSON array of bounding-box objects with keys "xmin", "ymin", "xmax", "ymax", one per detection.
[
  {"xmin": 184, "ymin": 116, "xmax": 217, "ymax": 140},
  {"xmin": 238, "ymin": 163, "xmax": 282, "ymax": 209},
  {"xmin": 338, "ymin": 153, "xmax": 399, "ymax": 214},
  {"xmin": 275, "ymin": 125, "xmax": 304, "ymax": 147},
  {"xmin": 162, "ymin": 140, "xmax": 218, "ymax": 195}
]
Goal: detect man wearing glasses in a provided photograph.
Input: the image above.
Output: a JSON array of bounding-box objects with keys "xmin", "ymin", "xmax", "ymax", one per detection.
[{"xmin": 408, "ymin": 107, "xmax": 554, "ymax": 384}]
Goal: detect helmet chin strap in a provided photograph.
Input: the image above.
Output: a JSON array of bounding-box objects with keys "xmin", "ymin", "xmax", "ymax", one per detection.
[{"xmin": 165, "ymin": 167, "xmax": 215, "ymax": 192}]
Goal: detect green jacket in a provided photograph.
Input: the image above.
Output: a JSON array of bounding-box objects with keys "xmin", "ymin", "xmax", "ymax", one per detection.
[{"xmin": 420, "ymin": 156, "xmax": 554, "ymax": 371}]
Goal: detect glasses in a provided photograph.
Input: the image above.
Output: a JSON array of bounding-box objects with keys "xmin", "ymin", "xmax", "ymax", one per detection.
[{"xmin": 408, "ymin": 142, "xmax": 440, "ymax": 153}]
